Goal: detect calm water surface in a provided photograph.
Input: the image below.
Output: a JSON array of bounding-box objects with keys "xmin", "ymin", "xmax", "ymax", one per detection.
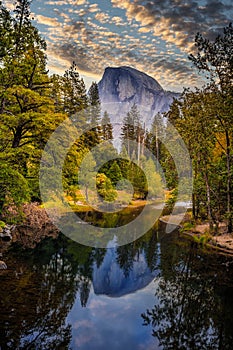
[{"xmin": 1, "ymin": 211, "xmax": 233, "ymax": 350}]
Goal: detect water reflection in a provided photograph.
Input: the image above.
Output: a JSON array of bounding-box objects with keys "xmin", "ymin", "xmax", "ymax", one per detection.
[
  {"xmin": 142, "ymin": 234, "xmax": 233, "ymax": 350},
  {"xmin": 1, "ymin": 220, "xmax": 233, "ymax": 349},
  {"xmin": 0, "ymin": 224, "xmax": 160, "ymax": 349},
  {"xmin": 0, "ymin": 236, "xmax": 75, "ymax": 349},
  {"xmin": 93, "ymin": 235, "xmax": 159, "ymax": 297}
]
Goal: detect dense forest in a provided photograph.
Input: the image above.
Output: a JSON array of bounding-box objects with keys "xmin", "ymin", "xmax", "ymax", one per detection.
[{"xmin": 0, "ymin": 0, "xmax": 232, "ymax": 237}]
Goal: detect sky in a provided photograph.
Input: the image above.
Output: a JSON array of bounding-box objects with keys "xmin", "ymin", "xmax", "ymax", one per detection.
[{"xmin": 3, "ymin": 0, "xmax": 233, "ymax": 92}]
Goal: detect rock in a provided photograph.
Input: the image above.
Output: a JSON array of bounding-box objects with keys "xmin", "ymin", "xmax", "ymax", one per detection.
[
  {"xmin": 98, "ymin": 66, "xmax": 180, "ymax": 129},
  {"xmin": 0, "ymin": 260, "xmax": 7, "ymax": 270},
  {"xmin": 0, "ymin": 224, "xmax": 13, "ymax": 241},
  {"xmin": 0, "ymin": 233, "xmax": 12, "ymax": 241}
]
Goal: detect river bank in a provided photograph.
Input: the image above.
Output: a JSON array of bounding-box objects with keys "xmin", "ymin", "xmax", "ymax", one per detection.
[
  {"xmin": 0, "ymin": 200, "xmax": 155, "ymax": 268},
  {"xmin": 160, "ymin": 213, "xmax": 233, "ymax": 256},
  {"xmin": 2, "ymin": 202, "xmax": 233, "ymax": 271}
]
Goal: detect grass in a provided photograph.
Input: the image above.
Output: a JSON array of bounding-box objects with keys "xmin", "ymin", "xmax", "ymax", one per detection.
[
  {"xmin": 40, "ymin": 188, "xmax": 165, "ymax": 214},
  {"xmin": 192, "ymin": 234, "xmax": 211, "ymax": 247},
  {"xmin": 0, "ymin": 220, "xmax": 6, "ymax": 228}
]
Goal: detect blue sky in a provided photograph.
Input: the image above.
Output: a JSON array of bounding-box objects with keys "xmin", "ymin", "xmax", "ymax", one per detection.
[{"xmin": 4, "ymin": 0, "xmax": 233, "ymax": 91}]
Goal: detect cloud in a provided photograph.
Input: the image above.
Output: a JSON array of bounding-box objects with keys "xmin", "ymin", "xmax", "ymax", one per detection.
[
  {"xmin": 2, "ymin": 0, "xmax": 15, "ymax": 10},
  {"xmin": 138, "ymin": 27, "xmax": 151, "ymax": 33},
  {"xmin": 111, "ymin": 0, "xmax": 232, "ymax": 52},
  {"xmin": 29, "ymin": 0, "xmax": 232, "ymax": 92},
  {"xmin": 95, "ymin": 12, "xmax": 110, "ymax": 23},
  {"xmin": 46, "ymin": 16, "xmax": 202, "ymax": 91},
  {"xmin": 88, "ymin": 3, "xmax": 99, "ymax": 13},
  {"xmin": 35, "ymin": 15, "xmax": 60, "ymax": 27},
  {"xmin": 111, "ymin": 16, "xmax": 125, "ymax": 26},
  {"xmin": 45, "ymin": 0, "xmax": 87, "ymax": 5}
]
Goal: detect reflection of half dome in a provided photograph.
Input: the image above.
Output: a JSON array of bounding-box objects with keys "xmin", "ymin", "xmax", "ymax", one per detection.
[{"xmin": 92, "ymin": 247, "xmax": 159, "ymax": 297}]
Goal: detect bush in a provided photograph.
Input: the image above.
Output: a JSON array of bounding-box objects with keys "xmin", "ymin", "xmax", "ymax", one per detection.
[{"xmin": 0, "ymin": 164, "xmax": 30, "ymax": 215}]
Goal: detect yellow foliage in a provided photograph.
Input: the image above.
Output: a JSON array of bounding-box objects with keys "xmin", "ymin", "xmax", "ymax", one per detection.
[{"xmin": 213, "ymin": 132, "xmax": 226, "ymax": 161}]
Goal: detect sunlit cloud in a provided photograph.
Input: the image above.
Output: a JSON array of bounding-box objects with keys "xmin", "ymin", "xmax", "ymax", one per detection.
[
  {"xmin": 3, "ymin": 0, "xmax": 232, "ymax": 91},
  {"xmin": 46, "ymin": 0, "xmax": 87, "ymax": 5},
  {"xmin": 111, "ymin": 0, "xmax": 232, "ymax": 52},
  {"xmin": 35, "ymin": 15, "xmax": 60, "ymax": 27},
  {"xmin": 2, "ymin": 0, "xmax": 15, "ymax": 10},
  {"xmin": 95, "ymin": 12, "xmax": 110, "ymax": 23},
  {"xmin": 88, "ymin": 3, "xmax": 99, "ymax": 13}
]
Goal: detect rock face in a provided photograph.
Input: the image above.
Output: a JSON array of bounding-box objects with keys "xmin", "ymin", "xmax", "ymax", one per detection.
[{"xmin": 98, "ymin": 66, "xmax": 180, "ymax": 129}]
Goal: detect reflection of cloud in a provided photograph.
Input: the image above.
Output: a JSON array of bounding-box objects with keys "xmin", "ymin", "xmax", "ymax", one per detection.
[
  {"xmin": 74, "ymin": 320, "xmax": 97, "ymax": 347},
  {"xmin": 73, "ymin": 319, "xmax": 93, "ymax": 329},
  {"xmin": 67, "ymin": 280, "xmax": 159, "ymax": 350},
  {"xmin": 139, "ymin": 341, "xmax": 160, "ymax": 350},
  {"xmin": 88, "ymin": 299, "xmax": 107, "ymax": 310}
]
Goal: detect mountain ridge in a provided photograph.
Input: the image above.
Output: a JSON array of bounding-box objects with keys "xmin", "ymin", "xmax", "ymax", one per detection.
[{"xmin": 98, "ymin": 66, "xmax": 180, "ymax": 129}]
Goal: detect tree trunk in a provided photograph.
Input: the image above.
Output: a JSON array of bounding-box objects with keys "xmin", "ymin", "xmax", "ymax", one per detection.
[
  {"xmin": 226, "ymin": 130, "xmax": 232, "ymax": 233},
  {"xmin": 12, "ymin": 127, "xmax": 22, "ymax": 148},
  {"xmin": 155, "ymin": 125, "xmax": 159, "ymax": 171},
  {"xmin": 137, "ymin": 132, "xmax": 140, "ymax": 166},
  {"xmin": 0, "ymin": 97, "xmax": 5, "ymax": 114},
  {"xmin": 85, "ymin": 185, "xmax": 89, "ymax": 203},
  {"xmin": 204, "ymin": 168, "xmax": 214, "ymax": 232},
  {"xmin": 192, "ymin": 192, "xmax": 196, "ymax": 220}
]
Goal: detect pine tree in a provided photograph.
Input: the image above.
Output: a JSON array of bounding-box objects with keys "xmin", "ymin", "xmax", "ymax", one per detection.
[
  {"xmin": 88, "ymin": 82, "xmax": 101, "ymax": 124},
  {"xmin": 121, "ymin": 104, "xmax": 137, "ymax": 157},
  {"xmin": 85, "ymin": 82, "xmax": 101, "ymax": 147},
  {"xmin": 62, "ymin": 62, "xmax": 88, "ymax": 116},
  {"xmin": 101, "ymin": 111, "xmax": 113, "ymax": 141},
  {"xmin": 149, "ymin": 113, "xmax": 164, "ymax": 170},
  {"xmin": 105, "ymin": 161, "xmax": 122, "ymax": 186},
  {"xmin": 0, "ymin": 2, "xmax": 13, "ymax": 60}
]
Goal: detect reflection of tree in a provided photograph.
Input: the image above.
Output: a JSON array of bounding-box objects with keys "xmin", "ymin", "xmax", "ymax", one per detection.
[
  {"xmin": 79, "ymin": 277, "xmax": 91, "ymax": 307},
  {"xmin": 0, "ymin": 235, "xmax": 102, "ymax": 349},
  {"xmin": 144, "ymin": 228, "xmax": 159, "ymax": 272},
  {"xmin": 117, "ymin": 244, "xmax": 135, "ymax": 277},
  {"xmin": 116, "ymin": 230, "xmax": 159, "ymax": 277},
  {"xmin": 142, "ymin": 237, "xmax": 233, "ymax": 350},
  {"xmin": 92, "ymin": 248, "xmax": 107, "ymax": 268},
  {"xmin": 0, "ymin": 238, "xmax": 74, "ymax": 349}
]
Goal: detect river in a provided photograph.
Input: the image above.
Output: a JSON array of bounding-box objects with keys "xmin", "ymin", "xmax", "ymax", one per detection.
[{"xmin": 1, "ymin": 212, "xmax": 233, "ymax": 350}]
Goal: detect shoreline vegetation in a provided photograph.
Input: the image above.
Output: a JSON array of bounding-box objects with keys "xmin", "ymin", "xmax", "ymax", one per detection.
[{"xmin": 160, "ymin": 213, "xmax": 233, "ymax": 256}]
